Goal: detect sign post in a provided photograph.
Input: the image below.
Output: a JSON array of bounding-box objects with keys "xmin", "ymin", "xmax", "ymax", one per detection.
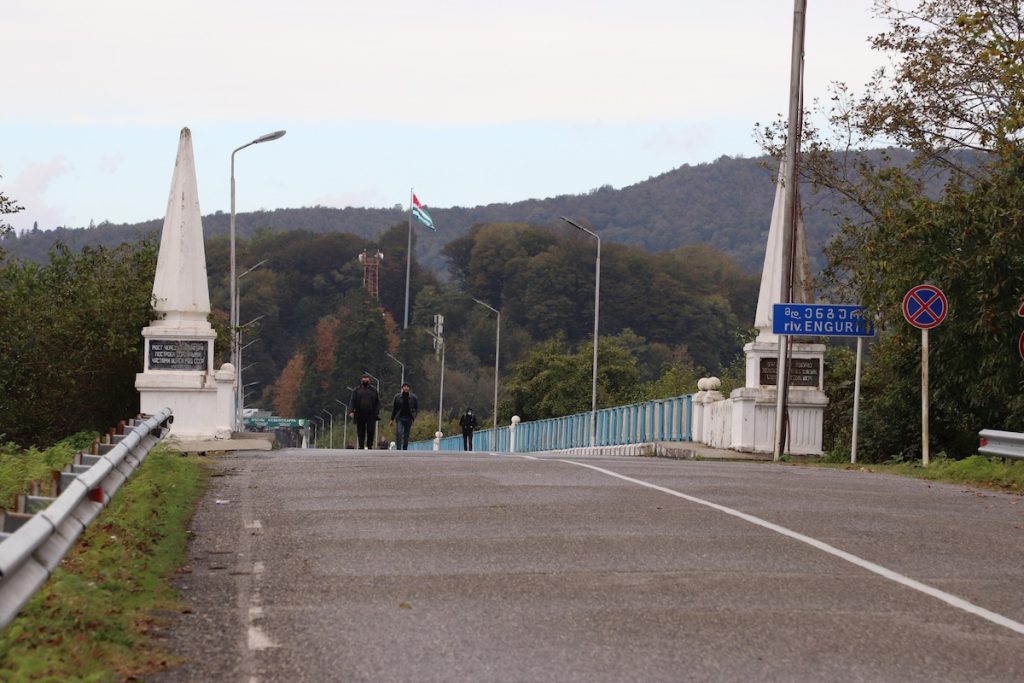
[
  {"xmin": 773, "ymin": 304, "xmax": 874, "ymax": 463},
  {"xmin": 902, "ymin": 284, "xmax": 948, "ymax": 467}
]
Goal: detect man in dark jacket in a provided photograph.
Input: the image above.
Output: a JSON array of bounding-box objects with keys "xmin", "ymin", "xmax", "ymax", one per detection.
[
  {"xmin": 389, "ymin": 383, "xmax": 418, "ymax": 450},
  {"xmin": 459, "ymin": 408, "xmax": 478, "ymax": 451},
  {"xmin": 348, "ymin": 374, "xmax": 380, "ymax": 449}
]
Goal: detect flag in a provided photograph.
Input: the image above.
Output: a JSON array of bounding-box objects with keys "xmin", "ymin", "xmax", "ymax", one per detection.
[{"xmin": 411, "ymin": 193, "xmax": 435, "ymax": 230}]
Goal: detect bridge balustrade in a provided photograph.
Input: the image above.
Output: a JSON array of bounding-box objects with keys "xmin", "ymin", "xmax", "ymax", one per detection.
[{"xmin": 407, "ymin": 395, "xmax": 692, "ymax": 453}]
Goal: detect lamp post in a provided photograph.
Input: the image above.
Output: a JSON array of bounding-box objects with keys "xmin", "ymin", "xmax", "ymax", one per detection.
[
  {"xmin": 385, "ymin": 352, "xmax": 405, "ymax": 387},
  {"xmin": 314, "ymin": 415, "xmax": 325, "ymax": 448},
  {"xmin": 426, "ymin": 331, "xmax": 446, "ymax": 435},
  {"xmin": 560, "ymin": 216, "xmax": 600, "ymax": 448},
  {"xmin": 231, "ymin": 131, "xmax": 285, "ymax": 429},
  {"xmin": 234, "ymin": 313, "xmax": 262, "ymax": 430},
  {"xmin": 322, "ymin": 408, "xmax": 334, "ymax": 449},
  {"xmin": 334, "ymin": 399, "xmax": 349, "ymax": 449},
  {"xmin": 235, "ymin": 253, "xmax": 266, "ymax": 430},
  {"xmin": 472, "ymin": 297, "xmax": 501, "ymax": 451}
]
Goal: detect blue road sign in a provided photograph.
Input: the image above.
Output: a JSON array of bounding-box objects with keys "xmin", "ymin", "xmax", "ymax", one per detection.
[
  {"xmin": 773, "ymin": 304, "xmax": 875, "ymax": 337},
  {"xmin": 902, "ymin": 284, "xmax": 947, "ymax": 330}
]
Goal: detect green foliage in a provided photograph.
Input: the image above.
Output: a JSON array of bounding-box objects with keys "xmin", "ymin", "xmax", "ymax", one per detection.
[
  {"xmin": 638, "ymin": 361, "xmax": 704, "ymax": 402},
  {"xmin": 0, "ymin": 242, "xmax": 158, "ymax": 448},
  {"xmin": 0, "ymin": 178, "xmax": 23, "ymax": 238},
  {"xmin": 843, "ymin": 455, "xmax": 1024, "ymax": 493},
  {"xmin": 0, "ymin": 432, "xmax": 97, "ymax": 507},
  {"xmin": 0, "ymin": 447, "xmax": 207, "ymax": 680},
  {"xmin": 500, "ymin": 333, "xmax": 642, "ymax": 421},
  {"xmin": 759, "ymin": 0, "xmax": 1024, "ymax": 461},
  {"xmin": 445, "ymin": 224, "xmax": 755, "ymax": 373}
]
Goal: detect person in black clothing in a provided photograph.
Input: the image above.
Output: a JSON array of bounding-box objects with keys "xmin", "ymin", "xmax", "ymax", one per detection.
[
  {"xmin": 348, "ymin": 374, "xmax": 380, "ymax": 449},
  {"xmin": 389, "ymin": 383, "xmax": 418, "ymax": 451},
  {"xmin": 459, "ymin": 408, "xmax": 478, "ymax": 451}
]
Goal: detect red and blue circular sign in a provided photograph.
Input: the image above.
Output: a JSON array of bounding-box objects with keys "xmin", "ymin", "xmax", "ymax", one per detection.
[{"xmin": 903, "ymin": 284, "xmax": 948, "ymax": 329}]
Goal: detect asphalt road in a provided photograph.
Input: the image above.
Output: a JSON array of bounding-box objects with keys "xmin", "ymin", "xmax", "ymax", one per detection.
[{"xmin": 150, "ymin": 448, "xmax": 1024, "ymax": 682}]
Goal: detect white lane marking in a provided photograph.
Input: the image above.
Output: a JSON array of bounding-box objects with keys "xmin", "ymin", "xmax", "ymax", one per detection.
[
  {"xmin": 248, "ymin": 625, "xmax": 277, "ymax": 650},
  {"xmin": 253, "ymin": 561, "xmax": 265, "ymax": 575},
  {"xmin": 523, "ymin": 454, "xmax": 1024, "ymax": 637},
  {"xmin": 245, "ymin": 519, "xmax": 262, "ymax": 530}
]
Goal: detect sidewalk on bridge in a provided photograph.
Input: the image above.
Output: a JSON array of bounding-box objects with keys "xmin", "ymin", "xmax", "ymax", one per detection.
[
  {"xmin": 165, "ymin": 432, "xmax": 274, "ymax": 454},
  {"xmin": 652, "ymin": 441, "xmax": 773, "ymax": 462}
]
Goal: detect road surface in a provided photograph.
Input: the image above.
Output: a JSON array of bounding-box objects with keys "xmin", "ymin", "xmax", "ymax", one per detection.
[{"xmin": 151, "ymin": 448, "xmax": 1024, "ymax": 682}]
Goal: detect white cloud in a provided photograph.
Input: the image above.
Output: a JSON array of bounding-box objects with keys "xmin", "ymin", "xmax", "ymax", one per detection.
[
  {"xmin": 7, "ymin": 157, "xmax": 72, "ymax": 231},
  {"xmin": 312, "ymin": 189, "xmax": 393, "ymax": 209}
]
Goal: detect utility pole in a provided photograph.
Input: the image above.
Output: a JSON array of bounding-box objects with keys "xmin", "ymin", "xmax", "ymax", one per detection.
[{"xmin": 773, "ymin": 0, "xmax": 807, "ymax": 462}]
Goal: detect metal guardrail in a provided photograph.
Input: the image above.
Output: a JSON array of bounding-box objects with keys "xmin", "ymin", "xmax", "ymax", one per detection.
[
  {"xmin": 978, "ymin": 429, "xmax": 1024, "ymax": 460},
  {"xmin": 409, "ymin": 395, "xmax": 693, "ymax": 452},
  {"xmin": 0, "ymin": 408, "xmax": 173, "ymax": 629}
]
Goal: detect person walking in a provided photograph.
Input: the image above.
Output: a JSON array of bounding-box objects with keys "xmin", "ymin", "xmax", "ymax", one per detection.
[
  {"xmin": 459, "ymin": 407, "xmax": 478, "ymax": 451},
  {"xmin": 389, "ymin": 383, "xmax": 418, "ymax": 451},
  {"xmin": 348, "ymin": 374, "xmax": 380, "ymax": 450}
]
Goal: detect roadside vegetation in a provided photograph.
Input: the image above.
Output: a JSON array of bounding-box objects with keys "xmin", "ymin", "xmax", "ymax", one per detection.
[
  {"xmin": 0, "ymin": 445, "xmax": 206, "ymax": 682},
  {"xmin": 815, "ymin": 453, "xmax": 1024, "ymax": 494}
]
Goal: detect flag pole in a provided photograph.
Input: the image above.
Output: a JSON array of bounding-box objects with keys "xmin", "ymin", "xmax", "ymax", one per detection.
[{"xmin": 403, "ymin": 187, "xmax": 413, "ymax": 329}]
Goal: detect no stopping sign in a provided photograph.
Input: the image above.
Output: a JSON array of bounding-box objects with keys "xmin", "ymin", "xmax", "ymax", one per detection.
[{"xmin": 903, "ymin": 285, "xmax": 948, "ymax": 330}]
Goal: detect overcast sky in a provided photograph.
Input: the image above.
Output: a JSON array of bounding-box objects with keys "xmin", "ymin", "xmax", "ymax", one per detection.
[{"xmin": 2, "ymin": 0, "xmax": 887, "ymax": 233}]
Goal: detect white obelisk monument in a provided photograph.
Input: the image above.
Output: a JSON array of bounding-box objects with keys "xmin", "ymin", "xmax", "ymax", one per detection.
[
  {"xmin": 136, "ymin": 128, "xmax": 235, "ymax": 441},
  {"xmin": 728, "ymin": 161, "xmax": 827, "ymax": 455}
]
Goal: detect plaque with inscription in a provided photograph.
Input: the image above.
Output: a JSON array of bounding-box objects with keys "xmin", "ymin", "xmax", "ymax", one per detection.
[
  {"xmin": 759, "ymin": 357, "xmax": 820, "ymax": 387},
  {"xmin": 149, "ymin": 339, "xmax": 208, "ymax": 371}
]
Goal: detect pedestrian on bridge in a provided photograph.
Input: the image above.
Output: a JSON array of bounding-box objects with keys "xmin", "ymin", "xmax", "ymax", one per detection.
[
  {"xmin": 460, "ymin": 407, "xmax": 478, "ymax": 451},
  {"xmin": 389, "ymin": 383, "xmax": 418, "ymax": 450},
  {"xmin": 348, "ymin": 374, "xmax": 380, "ymax": 450}
]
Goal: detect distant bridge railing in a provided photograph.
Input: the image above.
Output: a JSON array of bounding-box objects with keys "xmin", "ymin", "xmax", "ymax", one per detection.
[{"xmin": 409, "ymin": 395, "xmax": 692, "ymax": 453}]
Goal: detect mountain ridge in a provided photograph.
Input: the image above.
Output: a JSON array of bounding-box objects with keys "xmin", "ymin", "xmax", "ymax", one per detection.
[{"xmin": 4, "ymin": 153, "xmax": 852, "ymax": 274}]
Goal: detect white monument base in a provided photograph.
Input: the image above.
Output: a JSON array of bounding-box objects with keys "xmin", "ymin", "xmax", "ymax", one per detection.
[
  {"xmin": 728, "ymin": 386, "xmax": 827, "ymax": 455},
  {"xmin": 732, "ymin": 339, "xmax": 827, "ymax": 455},
  {"xmin": 136, "ymin": 361, "xmax": 235, "ymax": 442}
]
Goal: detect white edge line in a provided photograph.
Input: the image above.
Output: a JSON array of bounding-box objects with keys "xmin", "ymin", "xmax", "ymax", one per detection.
[{"xmin": 507, "ymin": 453, "xmax": 1024, "ymax": 637}]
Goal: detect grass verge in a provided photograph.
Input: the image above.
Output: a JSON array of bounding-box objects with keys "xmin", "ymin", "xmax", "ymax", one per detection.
[
  {"xmin": 811, "ymin": 454, "xmax": 1024, "ymax": 494},
  {"xmin": 0, "ymin": 446, "xmax": 208, "ymax": 682}
]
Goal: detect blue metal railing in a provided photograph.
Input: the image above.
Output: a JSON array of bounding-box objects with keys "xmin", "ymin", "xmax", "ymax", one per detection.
[{"xmin": 408, "ymin": 395, "xmax": 692, "ymax": 452}]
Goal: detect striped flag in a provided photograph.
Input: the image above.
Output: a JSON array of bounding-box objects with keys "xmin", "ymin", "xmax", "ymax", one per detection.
[{"xmin": 411, "ymin": 193, "xmax": 435, "ymax": 230}]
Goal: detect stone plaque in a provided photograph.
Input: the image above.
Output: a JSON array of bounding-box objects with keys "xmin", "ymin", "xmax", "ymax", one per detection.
[
  {"xmin": 759, "ymin": 357, "xmax": 820, "ymax": 387},
  {"xmin": 148, "ymin": 339, "xmax": 208, "ymax": 371}
]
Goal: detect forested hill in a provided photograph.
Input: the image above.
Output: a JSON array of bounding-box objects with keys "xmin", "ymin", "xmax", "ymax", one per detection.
[{"xmin": 4, "ymin": 153, "xmax": 864, "ymax": 273}]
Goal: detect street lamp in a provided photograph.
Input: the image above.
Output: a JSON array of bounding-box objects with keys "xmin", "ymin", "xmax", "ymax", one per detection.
[
  {"xmin": 334, "ymin": 399, "xmax": 349, "ymax": 449},
  {"xmin": 230, "ymin": 131, "xmax": 285, "ymax": 430},
  {"xmin": 236, "ymin": 311, "xmax": 265, "ymax": 431},
  {"xmin": 314, "ymin": 415, "xmax": 325, "ymax": 448},
  {"xmin": 322, "ymin": 408, "xmax": 334, "ymax": 449},
  {"xmin": 385, "ymin": 352, "xmax": 405, "ymax": 387},
  {"xmin": 426, "ymin": 330, "xmax": 446, "ymax": 435},
  {"xmin": 472, "ymin": 297, "xmax": 501, "ymax": 451},
  {"xmin": 560, "ymin": 216, "xmax": 600, "ymax": 448}
]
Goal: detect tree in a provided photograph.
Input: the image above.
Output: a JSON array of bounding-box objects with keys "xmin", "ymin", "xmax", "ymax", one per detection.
[
  {"xmin": 0, "ymin": 241, "xmax": 158, "ymax": 447},
  {"xmin": 499, "ymin": 333, "xmax": 642, "ymax": 421},
  {"xmin": 0, "ymin": 178, "xmax": 23, "ymax": 238},
  {"xmin": 760, "ymin": 0, "xmax": 1024, "ymax": 460}
]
